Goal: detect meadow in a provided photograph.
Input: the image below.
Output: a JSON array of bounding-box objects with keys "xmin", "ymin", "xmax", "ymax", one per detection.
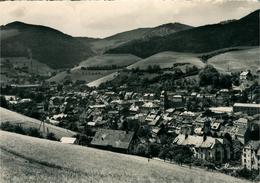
[
  {"xmin": 0, "ymin": 130, "xmax": 251, "ymax": 183},
  {"xmin": 208, "ymin": 48, "xmax": 259, "ymax": 73}
]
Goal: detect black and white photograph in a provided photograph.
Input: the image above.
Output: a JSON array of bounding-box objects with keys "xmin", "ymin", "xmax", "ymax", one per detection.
[{"xmin": 0, "ymin": 0, "xmax": 260, "ymax": 182}]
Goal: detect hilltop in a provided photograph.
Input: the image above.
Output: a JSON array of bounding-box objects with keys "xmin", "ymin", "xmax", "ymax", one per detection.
[
  {"xmin": 1, "ymin": 21, "xmax": 94, "ymax": 69},
  {"xmin": 106, "ymin": 10, "xmax": 259, "ymax": 58},
  {"xmin": 89, "ymin": 23, "xmax": 192, "ymax": 54},
  {"xmin": 0, "ymin": 130, "xmax": 250, "ymax": 183}
]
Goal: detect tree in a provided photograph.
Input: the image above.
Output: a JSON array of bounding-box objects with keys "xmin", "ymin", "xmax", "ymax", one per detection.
[
  {"xmin": 134, "ymin": 144, "xmax": 148, "ymax": 157},
  {"xmin": 219, "ymin": 74, "xmax": 232, "ymax": 89},
  {"xmin": 46, "ymin": 132, "xmax": 57, "ymax": 141},
  {"xmin": 148, "ymin": 143, "xmax": 161, "ymax": 157},
  {"xmin": 27, "ymin": 127, "xmax": 42, "ymax": 138},
  {"xmin": 199, "ymin": 65, "xmax": 220, "ymax": 87},
  {"xmin": 0, "ymin": 96, "xmax": 8, "ymax": 109}
]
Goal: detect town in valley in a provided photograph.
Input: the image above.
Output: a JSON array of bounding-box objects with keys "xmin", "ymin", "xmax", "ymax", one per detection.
[{"xmin": 0, "ymin": 3, "xmax": 260, "ymax": 183}]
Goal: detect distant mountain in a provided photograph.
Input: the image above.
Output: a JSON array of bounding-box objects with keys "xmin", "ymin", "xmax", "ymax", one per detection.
[
  {"xmin": 143, "ymin": 23, "xmax": 193, "ymax": 38},
  {"xmin": 106, "ymin": 10, "xmax": 259, "ymax": 58},
  {"xmin": 1, "ymin": 21, "xmax": 94, "ymax": 69},
  {"xmin": 89, "ymin": 23, "xmax": 192, "ymax": 54}
]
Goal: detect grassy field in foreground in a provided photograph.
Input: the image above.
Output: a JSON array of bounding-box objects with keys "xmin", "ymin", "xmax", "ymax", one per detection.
[
  {"xmin": 0, "ymin": 107, "xmax": 76, "ymax": 139},
  {"xmin": 0, "ymin": 130, "xmax": 250, "ymax": 183}
]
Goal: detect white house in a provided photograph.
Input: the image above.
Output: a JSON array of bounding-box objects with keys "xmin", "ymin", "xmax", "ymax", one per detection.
[{"xmin": 242, "ymin": 140, "xmax": 260, "ymax": 171}]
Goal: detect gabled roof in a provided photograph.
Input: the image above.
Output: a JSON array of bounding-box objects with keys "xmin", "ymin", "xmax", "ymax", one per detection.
[
  {"xmin": 91, "ymin": 129, "xmax": 135, "ymax": 150},
  {"xmin": 240, "ymin": 71, "xmax": 249, "ymax": 76},
  {"xmin": 173, "ymin": 134, "xmax": 223, "ymax": 149}
]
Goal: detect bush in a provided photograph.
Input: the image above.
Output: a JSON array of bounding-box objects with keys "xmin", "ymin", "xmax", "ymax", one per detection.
[
  {"xmin": 236, "ymin": 167, "xmax": 258, "ymax": 180},
  {"xmin": 0, "ymin": 122, "xmax": 26, "ymax": 135},
  {"xmin": 134, "ymin": 144, "xmax": 148, "ymax": 157},
  {"xmin": 46, "ymin": 132, "xmax": 57, "ymax": 141},
  {"xmin": 27, "ymin": 127, "xmax": 43, "ymax": 138}
]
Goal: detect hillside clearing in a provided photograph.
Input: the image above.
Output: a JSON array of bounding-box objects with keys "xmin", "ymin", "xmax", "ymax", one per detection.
[
  {"xmin": 208, "ymin": 48, "xmax": 260, "ymax": 73},
  {"xmin": 47, "ymin": 68, "xmax": 117, "ymax": 84},
  {"xmin": 87, "ymin": 72, "xmax": 119, "ymax": 88},
  {"xmin": 127, "ymin": 51, "xmax": 205, "ymax": 70},
  {"xmin": 0, "ymin": 107, "xmax": 76, "ymax": 139},
  {"xmin": 0, "ymin": 130, "xmax": 250, "ymax": 183},
  {"xmin": 79, "ymin": 54, "xmax": 141, "ymax": 68}
]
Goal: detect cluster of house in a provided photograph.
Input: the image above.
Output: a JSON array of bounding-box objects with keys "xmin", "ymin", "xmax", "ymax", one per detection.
[
  {"xmin": 48, "ymin": 88, "xmax": 260, "ymax": 171},
  {"xmin": 1, "ymin": 71, "xmax": 260, "ymax": 171}
]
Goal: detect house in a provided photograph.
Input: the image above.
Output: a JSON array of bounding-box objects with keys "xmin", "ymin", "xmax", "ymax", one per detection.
[
  {"xmin": 209, "ymin": 107, "xmax": 233, "ymax": 115},
  {"xmin": 240, "ymin": 71, "xmax": 251, "ymax": 80},
  {"xmin": 60, "ymin": 137, "xmax": 77, "ymax": 144},
  {"xmin": 233, "ymin": 103, "xmax": 260, "ymax": 116},
  {"xmin": 242, "ymin": 141, "xmax": 260, "ymax": 171},
  {"xmin": 233, "ymin": 118, "xmax": 248, "ymax": 128},
  {"xmin": 90, "ymin": 129, "xmax": 135, "ymax": 153},
  {"xmin": 140, "ymin": 101, "xmax": 159, "ymax": 113},
  {"xmin": 180, "ymin": 124, "xmax": 194, "ymax": 135},
  {"xmin": 145, "ymin": 113, "xmax": 161, "ymax": 126},
  {"xmin": 171, "ymin": 95, "xmax": 184, "ymax": 108},
  {"xmin": 151, "ymin": 127, "xmax": 162, "ymax": 137},
  {"xmin": 218, "ymin": 125, "xmax": 247, "ymax": 145},
  {"xmin": 173, "ymin": 134, "xmax": 231, "ymax": 163},
  {"xmin": 143, "ymin": 93, "xmax": 155, "ymax": 101}
]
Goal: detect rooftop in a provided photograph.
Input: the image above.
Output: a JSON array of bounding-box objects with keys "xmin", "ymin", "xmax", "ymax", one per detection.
[
  {"xmin": 234, "ymin": 103, "xmax": 260, "ymax": 108},
  {"xmin": 91, "ymin": 129, "xmax": 135, "ymax": 150},
  {"xmin": 174, "ymin": 134, "xmax": 223, "ymax": 149}
]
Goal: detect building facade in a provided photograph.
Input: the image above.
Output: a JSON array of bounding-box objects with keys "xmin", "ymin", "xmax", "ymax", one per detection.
[{"xmin": 242, "ymin": 141, "xmax": 260, "ymax": 171}]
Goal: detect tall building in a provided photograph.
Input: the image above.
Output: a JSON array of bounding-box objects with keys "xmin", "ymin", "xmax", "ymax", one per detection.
[{"xmin": 242, "ymin": 141, "xmax": 260, "ymax": 171}]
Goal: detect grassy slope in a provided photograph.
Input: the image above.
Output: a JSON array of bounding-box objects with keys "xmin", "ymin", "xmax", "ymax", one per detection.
[
  {"xmin": 0, "ymin": 107, "xmax": 76, "ymax": 139},
  {"xmin": 0, "ymin": 130, "xmax": 250, "ymax": 183},
  {"xmin": 208, "ymin": 48, "xmax": 260, "ymax": 73},
  {"xmin": 127, "ymin": 51, "xmax": 206, "ymax": 70},
  {"xmin": 48, "ymin": 68, "xmax": 117, "ymax": 83},
  {"xmin": 79, "ymin": 54, "xmax": 141, "ymax": 68},
  {"xmin": 87, "ymin": 72, "xmax": 119, "ymax": 88},
  {"xmin": 0, "ymin": 57, "xmax": 54, "ymax": 76}
]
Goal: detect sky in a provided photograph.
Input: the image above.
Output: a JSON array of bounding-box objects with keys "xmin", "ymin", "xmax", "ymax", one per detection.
[{"xmin": 1, "ymin": 0, "xmax": 259, "ymax": 38}]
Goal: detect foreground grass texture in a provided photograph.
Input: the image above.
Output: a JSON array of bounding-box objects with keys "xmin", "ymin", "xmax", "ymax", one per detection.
[{"xmin": 0, "ymin": 130, "xmax": 251, "ymax": 183}]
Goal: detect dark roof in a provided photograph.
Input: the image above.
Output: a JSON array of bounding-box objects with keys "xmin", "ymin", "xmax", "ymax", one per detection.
[{"xmin": 91, "ymin": 129, "xmax": 134, "ymax": 150}]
